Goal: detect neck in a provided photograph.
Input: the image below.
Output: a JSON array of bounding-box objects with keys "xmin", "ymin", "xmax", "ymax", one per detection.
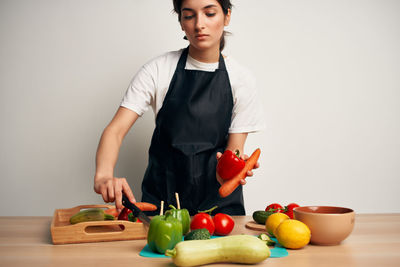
[{"xmin": 188, "ymin": 45, "xmax": 220, "ymax": 63}]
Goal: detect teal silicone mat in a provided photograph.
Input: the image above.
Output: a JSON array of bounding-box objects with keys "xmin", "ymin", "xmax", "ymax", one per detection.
[{"xmin": 139, "ymin": 236, "xmax": 288, "ymax": 258}]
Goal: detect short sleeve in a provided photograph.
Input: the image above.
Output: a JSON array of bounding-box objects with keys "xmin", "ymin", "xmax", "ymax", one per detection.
[
  {"xmin": 229, "ymin": 69, "xmax": 266, "ymax": 133},
  {"xmin": 120, "ymin": 64, "xmax": 156, "ymax": 116}
]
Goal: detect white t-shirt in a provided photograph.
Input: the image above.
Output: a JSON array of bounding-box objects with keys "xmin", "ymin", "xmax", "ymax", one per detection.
[{"xmin": 121, "ymin": 49, "xmax": 265, "ymax": 133}]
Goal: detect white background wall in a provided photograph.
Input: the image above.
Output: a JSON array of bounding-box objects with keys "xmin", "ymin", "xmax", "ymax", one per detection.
[{"xmin": 1, "ymin": 0, "xmax": 399, "ymax": 216}]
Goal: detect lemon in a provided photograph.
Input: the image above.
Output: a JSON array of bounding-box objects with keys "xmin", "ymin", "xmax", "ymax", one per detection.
[
  {"xmin": 265, "ymin": 213, "xmax": 289, "ymax": 236},
  {"xmin": 275, "ymin": 219, "xmax": 311, "ymax": 249}
]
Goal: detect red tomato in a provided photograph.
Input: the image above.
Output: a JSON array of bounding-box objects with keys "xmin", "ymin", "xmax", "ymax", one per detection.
[
  {"xmin": 265, "ymin": 203, "xmax": 284, "ymax": 213},
  {"xmin": 190, "ymin": 213, "xmax": 215, "ymax": 235},
  {"xmin": 213, "ymin": 213, "xmax": 235, "ymax": 236},
  {"xmin": 217, "ymin": 150, "xmax": 245, "ymax": 180},
  {"xmin": 284, "ymin": 203, "xmax": 300, "ymax": 219}
]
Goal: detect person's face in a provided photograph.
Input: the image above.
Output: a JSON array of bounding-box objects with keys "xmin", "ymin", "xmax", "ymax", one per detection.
[{"xmin": 180, "ymin": 0, "xmax": 231, "ymax": 52}]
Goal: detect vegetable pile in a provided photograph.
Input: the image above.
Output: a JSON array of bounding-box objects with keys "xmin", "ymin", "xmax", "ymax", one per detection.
[{"xmin": 252, "ymin": 202, "xmax": 301, "ymax": 225}]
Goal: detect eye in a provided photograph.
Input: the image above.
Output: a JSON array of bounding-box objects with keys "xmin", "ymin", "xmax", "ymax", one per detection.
[
  {"xmin": 206, "ymin": 13, "xmax": 216, "ymax": 17},
  {"xmin": 182, "ymin": 13, "xmax": 195, "ymax": 20}
]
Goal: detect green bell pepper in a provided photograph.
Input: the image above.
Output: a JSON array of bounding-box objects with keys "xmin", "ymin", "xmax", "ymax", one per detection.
[
  {"xmin": 147, "ymin": 213, "xmax": 183, "ymax": 254},
  {"xmin": 165, "ymin": 204, "xmax": 191, "ymax": 235}
]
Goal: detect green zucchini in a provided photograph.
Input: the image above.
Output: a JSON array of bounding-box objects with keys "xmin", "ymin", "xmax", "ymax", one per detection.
[
  {"xmin": 252, "ymin": 210, "xmax": 274, "ymax": 224},
  {"xmin": 69, "ymin": 208, "xmax": 115, "ymax": 224},
  {"xmin": 165, "ymin": 235, "xmax": 270, "ymax": 266}
]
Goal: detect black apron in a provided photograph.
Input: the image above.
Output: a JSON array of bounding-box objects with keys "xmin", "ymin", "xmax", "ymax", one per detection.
[{"xmin": 141, "ymin": 47, "xmax": 245, "ymax": 216}]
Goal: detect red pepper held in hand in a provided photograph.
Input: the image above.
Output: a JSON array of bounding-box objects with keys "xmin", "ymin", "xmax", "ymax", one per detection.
[{"xmin": 217, "ymin": 149, "xmax": 245, "ymax": 180}]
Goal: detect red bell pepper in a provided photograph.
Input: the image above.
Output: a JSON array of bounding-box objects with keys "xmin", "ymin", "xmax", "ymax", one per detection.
[
  {"xmin": 217, "ymin": 149, "xmax": 245, "ymax": 180},
  {"xmin": 118, "ymin": 207, "xmax": 132, "ymax": 221}
]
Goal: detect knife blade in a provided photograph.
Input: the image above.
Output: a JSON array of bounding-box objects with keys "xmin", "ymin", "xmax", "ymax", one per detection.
[{"xmin": 121, "ymin": 194, "xmax": 151, "ymax": 226}]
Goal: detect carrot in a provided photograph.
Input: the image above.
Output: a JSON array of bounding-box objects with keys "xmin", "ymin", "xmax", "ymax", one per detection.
[
  {"xmin": 132, "ymin": 202, "xmax": 157, "ymax": 211},
  {"xmin": 218, "ymin": 148, "xmax": 261, "ymax": 198}
]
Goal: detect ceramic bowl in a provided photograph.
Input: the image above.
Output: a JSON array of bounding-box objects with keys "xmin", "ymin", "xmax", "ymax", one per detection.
[{"xmin": 293, "ymin": 206, "xmax": 355, "ymax": 245}]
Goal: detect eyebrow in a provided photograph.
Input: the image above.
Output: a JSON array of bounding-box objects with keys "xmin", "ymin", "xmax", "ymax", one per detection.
[{"xmin": 182, "ymin": 5, "xmax": 217, "ymax": 12}]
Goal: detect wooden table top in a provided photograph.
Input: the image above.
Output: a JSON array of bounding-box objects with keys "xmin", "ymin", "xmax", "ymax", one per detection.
[{"xmin": 0, "ymin": 214, "xmax": 399, "ymax": 267}]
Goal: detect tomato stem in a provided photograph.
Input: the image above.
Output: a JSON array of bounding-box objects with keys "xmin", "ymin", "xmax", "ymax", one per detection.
[{"xmin": 198, "ymin": 206, "xmax": 218, "ymax": 214}]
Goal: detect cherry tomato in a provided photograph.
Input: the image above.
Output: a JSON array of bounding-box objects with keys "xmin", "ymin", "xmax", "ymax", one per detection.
[
  {"xmin": 190, "ymin": 213, "xmax": 215, "ymax": 235},
  {"xmin": 284, "ymin": 203, "xmax": 300, "ymax": 219},
  {"xmin": 265, "ymin": 203, "xmax": 284, "ymax": 213},
  {"xmin": 213, "ymin": 213, "xmax": 235, "ymax": 236}
]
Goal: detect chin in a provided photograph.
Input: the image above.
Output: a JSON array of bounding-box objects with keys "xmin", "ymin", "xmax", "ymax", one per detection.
[{"xmin": 190, "ymin": 41, "xmax": 218, "ymax": 52}]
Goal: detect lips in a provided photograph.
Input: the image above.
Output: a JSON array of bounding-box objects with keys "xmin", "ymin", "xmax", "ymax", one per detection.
[{"xmin": 195, "ymin": 34, "xmax": 209, "ymax": 40}]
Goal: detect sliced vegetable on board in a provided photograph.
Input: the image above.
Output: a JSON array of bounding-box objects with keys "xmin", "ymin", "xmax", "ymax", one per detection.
[{"xmin": 69, "ymin": 208, "xmax": 114, "ymax": 224}]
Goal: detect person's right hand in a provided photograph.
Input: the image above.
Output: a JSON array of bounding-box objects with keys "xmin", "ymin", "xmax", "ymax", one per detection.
[{"xmin": 94, "ymin": 176, "xmax": 136, "ymax": 213}]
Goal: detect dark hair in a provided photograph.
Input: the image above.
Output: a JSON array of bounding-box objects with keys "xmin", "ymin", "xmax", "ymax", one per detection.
[{"xmin": 172, "ymin": 0, "xmax": 233, "ymax": 51}]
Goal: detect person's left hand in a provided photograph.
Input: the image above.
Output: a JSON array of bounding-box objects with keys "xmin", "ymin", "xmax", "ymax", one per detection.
[{"xmin": 216, "ymin": 151, "xmax": 260, "ymax": 186}]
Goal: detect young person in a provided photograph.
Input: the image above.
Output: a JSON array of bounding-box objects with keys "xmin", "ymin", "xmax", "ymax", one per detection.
[{"xmin": 94, "ymin": 0, "xmax": 265, "ymax": 215}]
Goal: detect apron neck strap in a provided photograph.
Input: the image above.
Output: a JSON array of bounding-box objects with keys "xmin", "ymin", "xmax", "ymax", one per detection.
[{"xmin": 177, "ymin": 46, "xmax": 227, "ymax": 71}]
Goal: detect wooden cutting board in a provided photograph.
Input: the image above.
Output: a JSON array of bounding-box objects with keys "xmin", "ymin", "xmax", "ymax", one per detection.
[
  {"xmin": 51, "ymin": 204, "xmax": 148, "ymax": 245},
  {"xmin": 245, "ymin": 220, "xmax": 267, "ymax": 231}
]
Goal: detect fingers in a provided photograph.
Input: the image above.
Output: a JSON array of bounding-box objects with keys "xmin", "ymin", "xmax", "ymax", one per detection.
[
  {"xmin": 94, "ymin": 177, "xmax": 134, "ymax": 213},
  {"xmin": 114, "ymin": 179, "xmax": 123, "ymax": 212},
  {"xmin": 241, "ymin": 154, "xmax": 249, "ymax": 161},
  {"xmin": 240, "ymin": 179, "xmax": 247, "ymax": 185},
  {"xmin": 100, "ymin": 186, "xmax": 109, "ymax": 202},
  {"xmin": 122, "ymin": 180, "xmax": 136, "ymax": 203},
  {"xmin": 216, "ymin": 152, "xmax": 222, "ymax": 160},
  {"xmin": 247, "ymin": 170, "xmax": 254, "ymax": 177},
  {"xmin": 107, "ymin": 179, "xmax": 115, "ymax": 202}
]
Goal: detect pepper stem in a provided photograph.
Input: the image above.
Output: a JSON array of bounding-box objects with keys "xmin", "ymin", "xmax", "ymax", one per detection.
[
  {"xmin": 165, "ymin": 248, "xmax": 176, "ymax": 257},
  {"xmin": 198, "ymin": 206, "xmax": 218, "ymax": 214},
  {"xmin": 160, "ymin": 200, "xmax": 164, "ymax": 216},
  {"xmin": 175, "ymin": 192, "xmax": 181, "ymax": 209},
  {"xmin": 234, "ymin": 149, "xmax": 241, "ymax": 158},
  {"xmin": 168, "ymin": 204, "xmax": 176, "ymax": 210}
]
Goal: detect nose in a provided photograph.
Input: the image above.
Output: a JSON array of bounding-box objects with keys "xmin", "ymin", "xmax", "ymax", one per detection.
[{"xmin": 195, "ymin": 14, "xmax": 205, "ymax": 31}]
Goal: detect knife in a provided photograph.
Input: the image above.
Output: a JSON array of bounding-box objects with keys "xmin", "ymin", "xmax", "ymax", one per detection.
[{"xmin": 121, "ymin": 193, "xmax": 151, "ymax": 226}]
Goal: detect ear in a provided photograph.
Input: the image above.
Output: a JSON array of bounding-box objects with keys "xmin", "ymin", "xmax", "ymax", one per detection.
[{"xmin": 224, "ymin": 9, "xmax": 231, "ymax": 26}]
